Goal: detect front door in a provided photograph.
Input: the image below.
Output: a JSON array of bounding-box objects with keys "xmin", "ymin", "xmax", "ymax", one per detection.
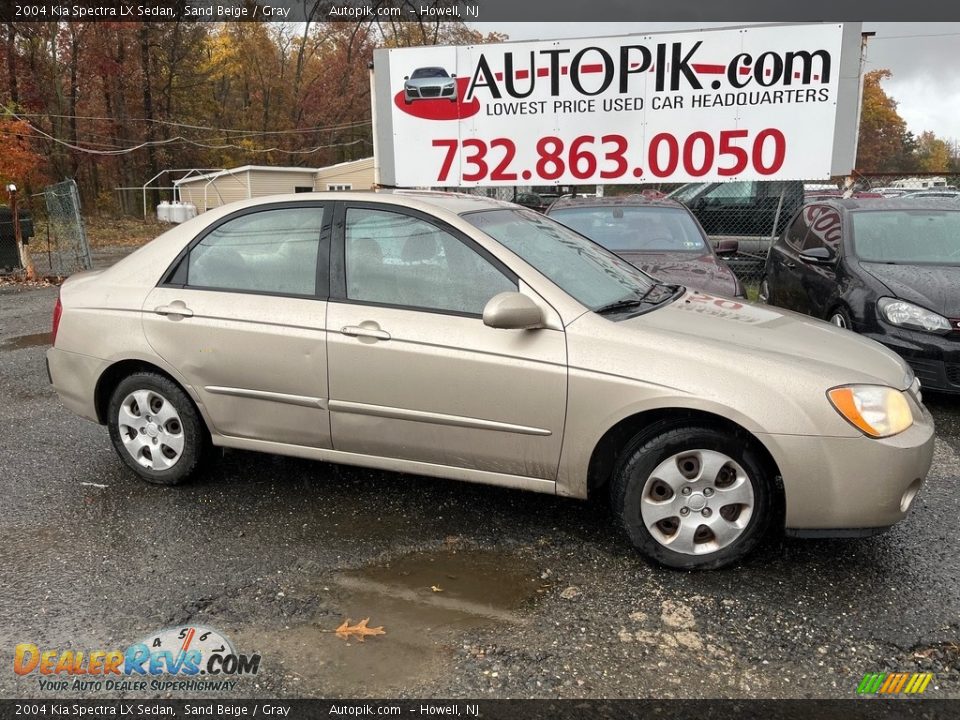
[{"xmin": 325, "ymin": 203, "xmax": 567, "ymax": 480}]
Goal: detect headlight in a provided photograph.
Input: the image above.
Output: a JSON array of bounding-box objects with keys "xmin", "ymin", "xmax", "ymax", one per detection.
[
  {"xmin": 878, "ymin": 297, "xmax": 951, "ymax": 333},
  {"xmin": 827, "ymin": 385, "xmax": 913, "ymax": 438}
]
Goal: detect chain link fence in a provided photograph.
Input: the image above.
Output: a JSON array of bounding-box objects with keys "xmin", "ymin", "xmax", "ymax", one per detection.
[{"xmin": 32, "ymin": 179, "xmax": 93, "ymax": 277}]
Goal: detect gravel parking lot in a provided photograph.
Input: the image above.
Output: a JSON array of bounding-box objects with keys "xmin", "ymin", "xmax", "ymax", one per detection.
[{"xmin": 1, "ymin": 282, "xmax": 958, "ymax": 700}]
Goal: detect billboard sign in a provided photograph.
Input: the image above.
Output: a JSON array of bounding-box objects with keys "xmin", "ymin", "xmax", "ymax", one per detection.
[{"xmin": 372, "ymin": 23, "xmax": 864, "ymax": 186}]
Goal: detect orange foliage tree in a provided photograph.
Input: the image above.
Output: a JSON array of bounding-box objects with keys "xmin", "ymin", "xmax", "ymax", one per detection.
[{"xmin": 0, "ymin": 117, "xmax": 48, "ymax": 190}]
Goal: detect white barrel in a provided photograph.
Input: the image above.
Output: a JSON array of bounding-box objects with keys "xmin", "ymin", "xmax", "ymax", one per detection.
[
  {"xmin": 169, "ymin": 202, "xmax": 187, "ymax": 224},
  {"xmin": 182, "ymin": 203, "xmax": 198, "ymax": 221},
  {"xmin": 156, "ymin": 201, "xmax": 171, "ymax": 222}
]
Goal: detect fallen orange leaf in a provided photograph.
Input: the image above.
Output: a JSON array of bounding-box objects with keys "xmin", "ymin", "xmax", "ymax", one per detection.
[{"xmin": 335, "ymin": 618, "xmax": 386, "ymax": 641}]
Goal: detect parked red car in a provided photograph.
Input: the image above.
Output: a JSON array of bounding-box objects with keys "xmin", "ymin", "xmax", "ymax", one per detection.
[{"xmin": 546, "ymin": 196, "xmax": 744, "ymax": 298}]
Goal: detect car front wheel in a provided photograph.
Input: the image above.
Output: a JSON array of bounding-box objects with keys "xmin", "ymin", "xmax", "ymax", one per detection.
[
  {"xmin": 828, "ymin": 306, "xmax": 852, "ymax": 330},
  {"xmin": 610, "ymin": 425, "xmax": 775, "ymax": 569},
  {"xmin": 107, "ymin": 372, "xmax": 207, "ymax": 485}
]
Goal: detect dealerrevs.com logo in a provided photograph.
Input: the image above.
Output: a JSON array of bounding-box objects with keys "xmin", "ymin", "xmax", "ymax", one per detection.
[{"xmin": 14, "ymin": 626, "xmax": 261, "ymax": 692}]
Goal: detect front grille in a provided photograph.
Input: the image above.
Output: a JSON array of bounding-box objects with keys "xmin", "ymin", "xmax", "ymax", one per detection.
[
  {"xmin": 421, "ymin": 87, "xmax": 441, "ymax": 97},
  {"xmin": 946, "ymin": 363, "xmax": 960, "ymax": 386}
]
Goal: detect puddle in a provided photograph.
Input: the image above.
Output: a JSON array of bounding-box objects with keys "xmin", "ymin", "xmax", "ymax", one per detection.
[
  {"xmin": 237, "ymin": 547, "xmax": 542, "ymax": 696},
  {"xmin": 0, "ymin": 332, "xmax": 50, "ymax": 350}
]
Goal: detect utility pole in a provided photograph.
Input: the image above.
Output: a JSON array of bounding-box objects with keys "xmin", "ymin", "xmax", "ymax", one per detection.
[{"xmin": 7, "ymin": 183, "xmax": 35, "ymax": 280}]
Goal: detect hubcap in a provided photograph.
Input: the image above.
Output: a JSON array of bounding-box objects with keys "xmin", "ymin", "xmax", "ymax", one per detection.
[
  {"xmin": 830, "ymin": 313, "xmax": 847, "ymax": 329},
  {"xmin": 117, "ymin": 390, "xmax": 185, "ymax": 471},
  {"xmin": 640, "ymin": 449, "xmax": 755, "ymax": 555}
]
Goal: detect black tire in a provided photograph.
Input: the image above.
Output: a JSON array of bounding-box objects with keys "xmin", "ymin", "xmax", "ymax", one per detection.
[
  {"xmin": 610, "ymin": 424, "xmax": 775, "ymax": 570},
  {"xmin": 827, "ymin": 306, "xmax": 853, "ymax": 331},
  {"xmin": 107, "ymin": 372, "xmax": 208, "ymax": 486}
]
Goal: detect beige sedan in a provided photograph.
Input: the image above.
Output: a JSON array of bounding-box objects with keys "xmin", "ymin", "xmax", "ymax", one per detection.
[{"xmin": 47, "ymin": 191, "xmax": 934, "ymax": 569}]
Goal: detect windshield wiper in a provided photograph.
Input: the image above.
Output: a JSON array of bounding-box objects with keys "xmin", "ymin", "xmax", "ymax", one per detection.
[{"xmin": 595, "ymin": 283, "xmax": 682, "ymax": 315}]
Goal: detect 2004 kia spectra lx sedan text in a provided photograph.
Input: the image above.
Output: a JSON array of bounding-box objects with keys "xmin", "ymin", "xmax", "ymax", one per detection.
[{"xmin": 46, "ymin": 192, "xmax": 935, "ymax": 569}]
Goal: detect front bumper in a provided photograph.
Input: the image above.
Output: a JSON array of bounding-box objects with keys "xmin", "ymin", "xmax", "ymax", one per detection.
[
  {"xmin": 862, "ymin": 327, "xmax": 960, "ymax": 394},
  {"xmin": 758, "ymin": 401, "xmax": 935, "ymax": 532}
]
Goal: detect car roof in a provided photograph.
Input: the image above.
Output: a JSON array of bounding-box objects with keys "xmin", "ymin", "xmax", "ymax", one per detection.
[
  {"xmin": 812, "ymin": 197, "xmax": 960, "ymax": 211},
  {"xmin": 197, "ymin": 189, "xmax": 517, "ymax": 216},
  {"xmin": 547, "ymin": 195, "xmax": 685, "ymax": 211}
]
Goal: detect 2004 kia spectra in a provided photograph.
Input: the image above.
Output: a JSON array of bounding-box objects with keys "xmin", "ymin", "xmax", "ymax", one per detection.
[{"xmin": 47, "ymin": 191, "xmax": 934, "ymax": 569}]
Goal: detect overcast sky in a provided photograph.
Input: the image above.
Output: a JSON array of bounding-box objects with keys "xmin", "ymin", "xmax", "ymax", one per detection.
[{"xmin": 470, "ymin": 22, "xmax": 960, "ymax": 144}]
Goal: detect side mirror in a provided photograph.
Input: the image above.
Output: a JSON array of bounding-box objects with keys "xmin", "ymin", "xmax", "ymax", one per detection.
[
  {"xmin": 451, "ymin": 73, "xmax": 457, "ymax": 77},
  {"xmin": 483, "ymin": 292, "xmax": 543, "ymax": 330},
  {"xmin": 715, "ymin": 239, "xmax": 738, "ymax": 256},
  {"xmin": 799, "ymin": 246, "xmax": 835, "ymax": 265},
  {"xmin": 404, "ymin": 75, "xmax": 409, "ymax": 80}
]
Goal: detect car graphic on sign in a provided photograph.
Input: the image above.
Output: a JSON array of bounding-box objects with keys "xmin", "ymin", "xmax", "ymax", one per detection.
[{"xmin": 404, "ymin": 67, "xmax": 458, "ymax": 104}]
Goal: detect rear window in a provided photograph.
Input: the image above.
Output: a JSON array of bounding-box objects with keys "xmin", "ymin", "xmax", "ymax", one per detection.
[{"xmin": 549, "ymin": 206, "xmax": 708, "ymax": 252}]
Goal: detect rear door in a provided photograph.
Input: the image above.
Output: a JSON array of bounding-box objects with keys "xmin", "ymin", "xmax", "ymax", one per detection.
[
  {"xmin": 325, "ymin": 202, "xmax": 568, "ymax": 480},
  {"xmin": 142, "ymin": 203, "xmax": 333, "ymax": 448}
]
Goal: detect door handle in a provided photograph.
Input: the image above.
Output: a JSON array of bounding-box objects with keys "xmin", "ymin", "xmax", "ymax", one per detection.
[
  {"xmin": 783, "ymin": 260, "xmax": 797, "ymax": 269},
  {"xmin": 154, "ymin": 303, "xmax": 194, "ymax": 318},
  {"xmin": 341, "ymin": 325, "xmax": 390, "ymax": 341}
]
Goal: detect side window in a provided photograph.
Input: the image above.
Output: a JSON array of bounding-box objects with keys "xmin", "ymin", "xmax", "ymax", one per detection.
[
  {"xmin": 802, "ymin": 204, "xmax": 843, "ymax": 253},
  {"xmin": 702, "ymin": 181, "xmax": 758, "ymax": 206},
  {"xmin": 784, "ymin": 206, "xmax": 817, "ymax": 250},
  {"xmin": 344, "ymin": 207, "xmax": 516, "ymax": 315},
  {"xmin": 186, "ymin": 207, "xmax": 325, "ymax": 296}
]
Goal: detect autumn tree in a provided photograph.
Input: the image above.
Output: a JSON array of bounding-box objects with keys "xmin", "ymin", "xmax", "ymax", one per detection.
[
  {"xmin": 856, "ymin": 69, "xmax": 915, "ymax": 173},
  {"xmin": 914, "ymin": 130, "xmax": 952, "ymax": 172},
  {"xmin": 0, "ymin": 117, "xmax": 48, "ymax": 189}
]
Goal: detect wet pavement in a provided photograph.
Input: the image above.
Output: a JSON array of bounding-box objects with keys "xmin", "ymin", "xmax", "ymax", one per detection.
[{"xmin": 1, "ymin": 284, "xmax": 958, "ymax": 700}]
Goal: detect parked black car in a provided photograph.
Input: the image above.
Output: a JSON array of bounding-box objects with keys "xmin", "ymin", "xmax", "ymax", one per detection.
[
  {"xmin": 547, "ymin": 195, "xmax": 744, "ymax": 298},
  {"xmin": 760, "ymin": 198, "xmax": 960, "ymax": 393}
]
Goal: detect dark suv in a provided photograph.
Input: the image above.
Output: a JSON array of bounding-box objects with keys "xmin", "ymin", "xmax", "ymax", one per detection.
[{"xmin": 669, "ymin": 181, "xmax": 805, "ymax": 243}]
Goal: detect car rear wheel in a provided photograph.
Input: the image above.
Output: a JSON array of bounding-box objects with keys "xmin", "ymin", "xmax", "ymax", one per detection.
[
  {"xmin": 107, "ymin": 372, "xmax": 207, "ymax": 485},
  {"xmin": 610, "ymin": 425, "xmax": 775, "ymax": 569}
]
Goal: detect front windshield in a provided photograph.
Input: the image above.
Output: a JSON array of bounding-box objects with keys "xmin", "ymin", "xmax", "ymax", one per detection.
[
  {"xmin": 852, "ymin": 209, "xmax": 960, "ymax": 265},
  {"xmin": 550, "ymin": 206, "xmax": 708, "ymax": 252},
  {"xmin": 463, "ymin": 208, "xmax": 656, "ymax": 311},
  {"xmin": 411, "ymin": 68, "xmax": 448, "ymax": 79}
]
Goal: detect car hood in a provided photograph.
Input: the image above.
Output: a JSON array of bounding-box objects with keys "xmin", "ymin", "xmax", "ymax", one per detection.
[
  {"xmin": 620, "ymin": 291, "xmax": 910, "ymax": 389},
  {"xmin": 617, "ymin": 251, "xmax": 739, "ymax": 296},
  {"xmin": 860, "ymin": 262, "xmax": 960, "ymax": 317}
]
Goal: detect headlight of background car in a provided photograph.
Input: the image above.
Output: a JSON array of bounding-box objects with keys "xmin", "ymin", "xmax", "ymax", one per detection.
[
  {"xmin": 877, "ymin": 297, "xmax": 951, "ymax": 333},
  {"xmin": 827, "ymin": 385, "xmax": 913, "ymax": 438}
]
